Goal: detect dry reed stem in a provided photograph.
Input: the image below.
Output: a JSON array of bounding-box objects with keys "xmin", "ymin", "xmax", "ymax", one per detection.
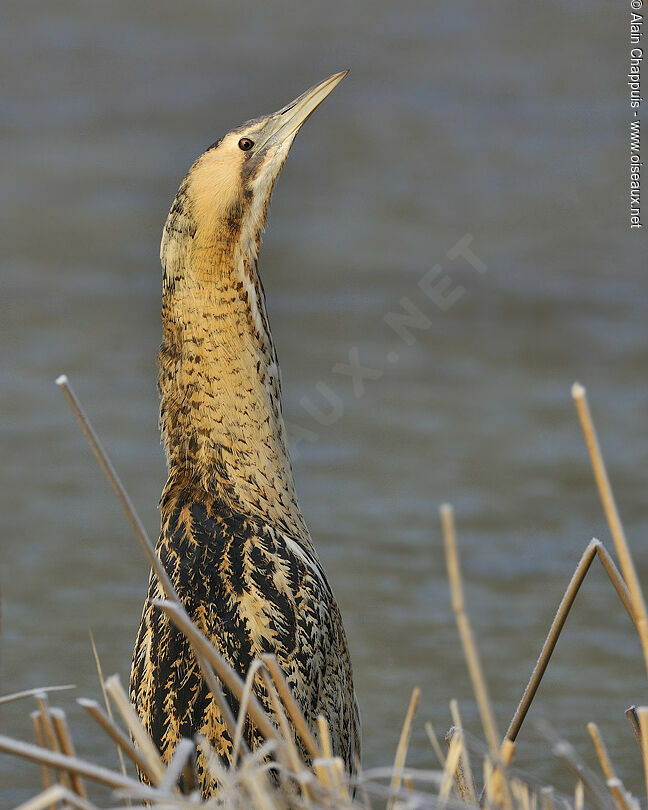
[
  {"xmin": 489, "ymin": 740, "xmax": 514, "ymax": 810},
  {"xmin": 387, "ymin": 687, "xmax": 421, "ymax": 810},
  {"xmin": 104, "ymin": 675, "xmax": 166, "ymax": 785},
  {"xmin": 637, "ymin": 706, "xmax": 648, "ymax": 807},
  {"xmin": 261, "ymin": 653, "xmax": 321, "ymax": 760},
  {"xmin": 574, "ymin": 780, "xmax": 584, "ymax": 810},
  {"xmin": 572, "ymin": 382, "xmax": 648, "ymax": 676},
  {"xmin": 440, "ymin": 503, "xmax": 500, "ymax": 756},
  {"xmin": 50, "ymin": 708, "xmax": 87, "ymax": 798},
  {"xmin": 56, "ymin": 376, "xmax": 182, "ymax": 608},
  {"xmin": 315, "ymin": 715, "xmax": 334, "ymax": 790},
  {"xmin": 0, "ymin": 686, "xmax": 75, "ymax": 706},
  {"xmin": 78, "ymin": 698, "xmax": 158, "ymax": 783},
  {"xmin": 313, "ymin": 714, "xmax": 351, "ymax": 805},
  {"xmin": 449, "ymin": 700, "xmax": 476, "ymax": 804},
  {"xmin": 13, "ymin": 785, "xmax": 96, "ymax": 810},
  {"xmin": 89, "ymin": 630, "xmax": 129, "ymax": 783},
  {"xmin": 606, "ymin": 779, "xmax": 635, "ymax": 810},
  {"xmin": 30, "ymin": 711, "xmax": 55, "ymax": 795},
  {"xmin": 423, "ymin": 720, "xmax": 446, "ymax": 768},
  {"xmin": 586, "ymin": 722, "xmax": 616, "ymax": 783},
  {"xmin": 35, "ymin": 694, "xmax": 61, "ymax": 756},
  {"xmin": 312, "ymin": 758, "xmax": 332, "ymax": 792},
  {"xmin": 594, "ymin": 544, "xmax": 635, "ymax": 626},
  {"xmin": 331, "ymin": 758, "xmax": 351, "ymax": 805},
  {"xmin": 0, "ymin": 733, "xmax": 141, "ymax": 790},
  {"xmin": 626, "ymin": 706, "xmax": 641, "ymax": 749}
]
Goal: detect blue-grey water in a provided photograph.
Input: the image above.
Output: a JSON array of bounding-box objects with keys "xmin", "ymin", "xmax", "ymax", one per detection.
[{"xmin": 1, "ymin": 0, "xmax": 647, "ymax": 805}]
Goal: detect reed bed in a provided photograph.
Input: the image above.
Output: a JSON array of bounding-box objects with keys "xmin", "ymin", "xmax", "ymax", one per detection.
[{"xmin": 1, "ymin": 377, "xmax": 647, "ymax": 809}]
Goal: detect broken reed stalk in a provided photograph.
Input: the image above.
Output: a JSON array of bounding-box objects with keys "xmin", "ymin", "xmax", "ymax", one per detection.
[
  {"xmin": 505, "ymin": 538, "xmax": 637, "ymax": 746},
  {"xmin": 594, "ymin": 543, "xmax": 636, "ymax": 626},
  {"xmin": 387, "ymin": 686, "xmax": 421, "ymax": 810},
  {"xmin": 572, "ymin": 382, "xmax": 648, "ymax": 676},
  {"xmin": 440, "ymin": 503, "xmax": 500, "ymax": 755}
]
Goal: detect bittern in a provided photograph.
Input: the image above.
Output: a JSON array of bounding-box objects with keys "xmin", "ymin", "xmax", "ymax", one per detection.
[{"xmin": 130, "ymin": 71, "xmax": 359, "ymax": 794}]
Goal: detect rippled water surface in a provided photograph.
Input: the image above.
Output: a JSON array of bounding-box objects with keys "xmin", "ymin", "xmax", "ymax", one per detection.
[{"xmin": 1, "ymin": 1, "xmax": 647, "ymax": 804}]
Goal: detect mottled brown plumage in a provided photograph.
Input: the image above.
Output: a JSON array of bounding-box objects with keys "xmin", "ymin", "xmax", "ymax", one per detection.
[{"xmin": 130, "ymin": 72, "xmax": 359, "ymax": 795}]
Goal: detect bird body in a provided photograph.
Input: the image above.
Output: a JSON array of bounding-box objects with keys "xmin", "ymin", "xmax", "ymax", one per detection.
[{"xmin": 130, "ymin": 72, "xmax": 359, "ymax": 794}]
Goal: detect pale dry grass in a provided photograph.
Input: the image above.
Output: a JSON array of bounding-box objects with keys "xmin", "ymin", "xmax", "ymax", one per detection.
[{"xmin": 0, "ymin": 378, "xmax": 646, "ymax": 809}]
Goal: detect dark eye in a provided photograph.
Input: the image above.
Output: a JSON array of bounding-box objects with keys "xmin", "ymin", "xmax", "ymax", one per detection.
[{"xmin": 238, "ymin": 137, "xmax": 254, "ymax": 151}]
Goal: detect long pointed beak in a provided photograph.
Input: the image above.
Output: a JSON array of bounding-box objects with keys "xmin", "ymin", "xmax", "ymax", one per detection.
[{"xmin": 265, "ymin": 70, "xmax": 348, "ymax": 146}]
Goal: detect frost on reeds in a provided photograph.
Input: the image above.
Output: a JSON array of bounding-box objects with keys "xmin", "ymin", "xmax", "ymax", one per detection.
[{"xmin": 0, "ymin": 377, "xmax": 647, "ymax": 809}]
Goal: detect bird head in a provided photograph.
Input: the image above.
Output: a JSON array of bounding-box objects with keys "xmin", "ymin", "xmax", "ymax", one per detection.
[{"xmin": 167, "ymin": 71, "xmax": 348, "ymax": 263}]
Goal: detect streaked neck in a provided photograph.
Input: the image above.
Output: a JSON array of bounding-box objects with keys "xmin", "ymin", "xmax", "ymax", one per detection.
[{"xmin": 158, "ymin": 196, "xmax": 308, "ymax": 542}]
